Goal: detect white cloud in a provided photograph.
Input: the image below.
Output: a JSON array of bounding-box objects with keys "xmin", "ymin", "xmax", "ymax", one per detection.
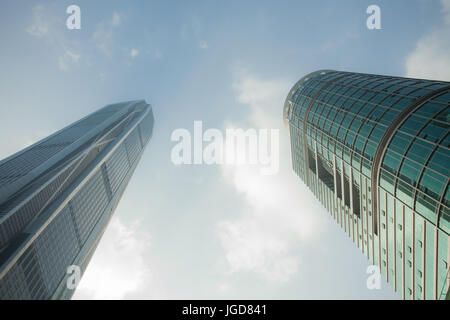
[
  {"xmin": 217, "ymin": 282, "xmax": 231, "ymax": 294},
  {"xmin": 130, "ymin": 48, "xmax": 139, "ymax": 59},
  {"xmin": 320, "ymin": 31, "xmax": 360, "ymax": 53},
  {"xmin": 181, "ymin": 16, "xmax": 209, "ymax": 50},
  {"xmin": 145, "ymin": 49, "xmax": 163, "ymax": 60},
  {"xmin": 26, "ymin": 5, "xmax": 49, "ymax": 37},
  {"xmin": 93, "ymin": 26, "xmax": 113, "ymax": 58},
  {"xmin": 198, "ymin": 40, "xmax": 209, "ymax": 49},
  {"xmin": 72, "ymin": 217, "xmax": 154, "ymax": 300},
  {"xmin": 232, "ymin": 72, "xmax": 291, "ymax": 128},
  {"xmin": 92, "ymin": 12, "xmax": 122, "ymax": 57},
  {"xmin": 217, "ymin": 71, "xmax": 324, "ymax": 283},
  {"xmin": 99, "ymin": 72, "xmax": 107, "ymax": 82},
  {"xmin": 26, "ymin": 5, "xmax": 82, "ymax": 71},
  {"xmin": 112, "ymin": 12, "xmax": 122, "ymax": 27},
  {"xmin": 154, "ymin": 49, "xmax": 163, "ymax": 59},
  {"xmin": 405, "ymin": 0, "xmax": 450, "ymax": 81},
  {"xmin": 441, "ymin": 0, "xmax": 450, "ymax": 24},
  {"xmin": 58, "ymin": 50, "xmax": 81, "ymax": 71},
  {"xmin": 218, "ymin": 218, "xmax": 299, "ymax": 283}
]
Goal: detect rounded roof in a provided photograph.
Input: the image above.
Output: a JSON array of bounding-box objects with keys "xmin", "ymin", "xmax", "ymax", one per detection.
[{"xmin": 283, "ymin": 70, "xmax": 335, "ymax": 133}]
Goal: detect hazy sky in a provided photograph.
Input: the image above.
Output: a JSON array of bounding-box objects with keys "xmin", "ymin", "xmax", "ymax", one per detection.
[{"xmin": 0, "ymin": 0, "xmax": 449, "ymax": 299}]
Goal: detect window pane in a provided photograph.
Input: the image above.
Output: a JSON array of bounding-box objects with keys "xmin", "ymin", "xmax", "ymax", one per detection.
[
  {"xmin": 399, "ymin": 158, "xmax": 422, "ymax": 187},
  {"xmin": 427, "ymin": 147, "xmax": 450, "ymax": 178},
  {"xmin": 382, "ymin": 152, "xmax": 402, "ymax": 175},
  {"xmin": 406, "ymin": 139, "xmax": 434, "ymax": 163},
  {"xmin": 415, "ymin": 102, "xmax": 445, "ymax": 117},
  {"xmin": 423, "ymin": 121, "xmax": 447, "ymax": 144},
  {"xmin": 399, "ymin": 115, "xmax": 428, "ymax": 135},
  {"xmin": 419, "ymin": 168, "xmax": 447, "ymax": 201},
  {"xmin": 388, "ymin": 132, "xmax": 413, "ymax": 155}
]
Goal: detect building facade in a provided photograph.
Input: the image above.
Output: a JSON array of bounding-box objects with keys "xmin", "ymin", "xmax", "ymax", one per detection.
[
  {"xmin": 284, "ymin": 70, "xmax": 449, "ymax": 300},
  {"xmin": 0, "ymin": 100, "xmax": 153, "ymax": 299}
]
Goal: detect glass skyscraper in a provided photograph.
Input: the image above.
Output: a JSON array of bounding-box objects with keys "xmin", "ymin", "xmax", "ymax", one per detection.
[
  {"xmin": 0, "ymin": 100, "xmax": 153, "ymax": 299},
  {"xmin": 284, "ymin": 70, "xmax": 449, "ymax": 300}
]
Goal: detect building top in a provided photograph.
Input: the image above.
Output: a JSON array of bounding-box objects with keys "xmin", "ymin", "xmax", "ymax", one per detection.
[
  {"xmin": 0, "ymin": 100, "xmax": 148, "ymax": 205},
  {"xmin": 284, "ymin": 69, "xmax": 450, "ymax": 235}
]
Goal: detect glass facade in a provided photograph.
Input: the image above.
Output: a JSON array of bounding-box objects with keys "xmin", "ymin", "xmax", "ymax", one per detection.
[
  {"xmin": 284, "ymin": 70, "xmax": 450, "ymax": 300},
  {"xmin": 0, "ymin": 100, "xmax": 154, "ymax": 299}
]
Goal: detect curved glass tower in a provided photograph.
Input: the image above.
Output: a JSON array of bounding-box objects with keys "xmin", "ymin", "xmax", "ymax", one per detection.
[
  {"xmin": 284, "ymin": 70, "xmax": 449, "ymax": 300},
  {"xmin": 0, "ymin": 100, "xmax": 153, "ymax": 299}
]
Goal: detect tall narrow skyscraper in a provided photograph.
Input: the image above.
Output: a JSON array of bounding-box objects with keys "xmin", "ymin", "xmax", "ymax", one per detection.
[
  {"xmin": 0, "ymin": 100, "xmax": 153, "ymax": 299},
  {"xmin": 284, "ymin": 70, "xmax": 449, "ymax": 300}
]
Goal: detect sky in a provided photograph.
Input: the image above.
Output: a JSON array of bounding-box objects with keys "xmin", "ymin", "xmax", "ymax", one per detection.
[{"xmin": 0, "ymin": 0, "xmax": 449, "ymax": 299}]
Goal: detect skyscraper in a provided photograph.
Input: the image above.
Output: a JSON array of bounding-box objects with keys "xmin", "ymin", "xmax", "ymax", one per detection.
[
  {"xmin": 284, "ymin": 70, "xmax": 449, "ymax": 300},
  {"xmin": 0, "ymin": 100, "xmax": 153, "ymax": 299}
]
